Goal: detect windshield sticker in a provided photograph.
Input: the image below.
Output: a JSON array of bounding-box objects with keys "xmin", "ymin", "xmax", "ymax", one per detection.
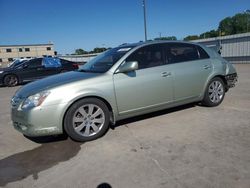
[{"xmin": 117, "ymin": 48, "xmax": 131, "ymax": 52}]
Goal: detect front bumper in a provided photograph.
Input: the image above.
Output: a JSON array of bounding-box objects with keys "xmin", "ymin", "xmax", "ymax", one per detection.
[
  {"xmin": 11, "ymin": 104, "xmax": 65, "ymax": 137},
  {"xmin": 0, "ymin": 74, "xmax": 4, "ymax": 85},
  {"xmin": 225, "ymin": 73, "xmax": 238, "ymax": 88}
]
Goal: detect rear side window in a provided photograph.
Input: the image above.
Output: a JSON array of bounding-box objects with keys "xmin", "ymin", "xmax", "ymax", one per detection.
[
  {"xmin": 197, "ymin": 46, "xmax": 210, "ymax": 59},
  {"xmin": 167, "ymin": 43, "xmax": 199, "ymax": 63},
  {"xmin": 26, "ymin": 58, "xmax": 42, "ymax": 68}
]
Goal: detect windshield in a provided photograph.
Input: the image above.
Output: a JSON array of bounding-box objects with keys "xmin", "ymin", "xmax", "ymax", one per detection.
[
  {"xmin": 8, "ymin": 59, "xmax": 27, "ymax": 68},
  {"xmin": 79, "ymin": 46, "xmax": 134, "ymax": 73}
]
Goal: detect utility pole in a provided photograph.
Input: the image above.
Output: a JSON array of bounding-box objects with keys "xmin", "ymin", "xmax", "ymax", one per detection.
[
  {"xmin": 142, "ymin": 0, "xmax": 148, "ymax": 41},
  {"xmin": 159, "ymin": 32, "xmax": 162, "ymax": 38}
]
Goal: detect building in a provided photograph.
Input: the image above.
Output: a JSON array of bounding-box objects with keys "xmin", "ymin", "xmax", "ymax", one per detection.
[
  {"xmin": 0, "ymin": 43, "xmax": 55, "ymax": 67},
  {"xmin": 192, "ymin": 32, "xmax": 250, "ymax": 64}
]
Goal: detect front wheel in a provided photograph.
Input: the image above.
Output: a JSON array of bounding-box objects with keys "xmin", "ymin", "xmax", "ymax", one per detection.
[
  {"xmin": 202, "ymin": 77, "xmax": 225, "ymax": 107},
  {"xmin": 4, "ymin": 74, "xmax": 18, "ymax": 87},
  {"xmin": 64, "ymin": 98, "xmax": 110, "ymax": 142}
]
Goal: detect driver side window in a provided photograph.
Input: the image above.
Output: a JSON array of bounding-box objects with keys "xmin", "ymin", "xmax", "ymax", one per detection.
[
  {"xmin": 26, "ymin": 58, "xmax": 42, "ymax": 68},
  {"xmin": 126, "ymin": 44, "xmax": 165, "ymax": 69}
]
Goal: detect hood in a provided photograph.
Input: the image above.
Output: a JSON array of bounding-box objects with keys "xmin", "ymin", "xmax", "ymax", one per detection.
[
  {"xmin": 15, "ymin": 71, "xmax": 101, "ymax": 98},
  {"xmin": 0, "ymin": 67, "xmax": 12, "ymax": 72}
]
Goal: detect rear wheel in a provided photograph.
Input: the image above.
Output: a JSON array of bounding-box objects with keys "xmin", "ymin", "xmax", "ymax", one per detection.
[
  {"xmin": 4, "ymin": 75, "xmax": 18, "ymax": 87},
  {"xmin": 202, "ymin": 77, "xmax": 225, "ymax": 107},
  {"xmin": 64, "ymin": 98, "xmax": 110, "ymax": 142}
]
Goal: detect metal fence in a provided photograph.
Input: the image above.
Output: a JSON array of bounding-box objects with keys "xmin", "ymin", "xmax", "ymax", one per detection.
[{"xmin": 192, "ymin": 32, "xmax": 250, "ymax": 64}]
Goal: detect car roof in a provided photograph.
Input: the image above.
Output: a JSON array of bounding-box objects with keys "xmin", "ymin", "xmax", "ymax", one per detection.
[{"xmin": 119, "ymin": 40, "xmax": 203, "ymax": 48}]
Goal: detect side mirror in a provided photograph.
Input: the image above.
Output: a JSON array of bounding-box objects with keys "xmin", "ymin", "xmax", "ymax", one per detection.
[
  {"xmin": 218, "ymin": 46, "xmax": 222, "ymax": 55},
  {"xmin": 116, "ymin": 61, "xmax": 138, "ymax": 73}
]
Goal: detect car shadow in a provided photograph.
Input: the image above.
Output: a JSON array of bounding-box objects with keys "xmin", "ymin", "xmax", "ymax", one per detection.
[
  {"xmin": 24, "ymin": 134, "xmax": 68, "ymax": 144},
  {"xmin": 0, "ymin": 103, "xmax": 198, "ymax": 186},
  {"xmin": 113, "ymin": 103, "xmax": 197, "ymax": 129},
  {"xmin": 0, "ymin": 135, "xmax": 82, "ymax": 186}
]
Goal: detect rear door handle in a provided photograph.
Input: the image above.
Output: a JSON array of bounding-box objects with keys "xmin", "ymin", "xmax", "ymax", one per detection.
[
  {"xmin": 161, "ymin": 72, "xmax": 171, "ymax": 77},
  {"xmin": 203, "ymin": 65, "xmax": 212, "ymax": 69}
]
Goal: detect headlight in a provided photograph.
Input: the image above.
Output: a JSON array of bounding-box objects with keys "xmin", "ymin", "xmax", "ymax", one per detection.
[
  {"xmin": 0, "ymin": 71, "xmax": 4, "ymax": 74},
  {"xmin": 22, "ymin": 91, "xmax": 50, "ymax": 109}
]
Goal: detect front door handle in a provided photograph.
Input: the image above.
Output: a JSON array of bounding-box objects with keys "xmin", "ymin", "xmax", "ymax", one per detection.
[
  {"xmin": 161, "ymin": 72, "xmax": 171, "ymax": 77},
  {"xmin": 203, "ymin": 65, "xmax": 212, "ymax": 69}
]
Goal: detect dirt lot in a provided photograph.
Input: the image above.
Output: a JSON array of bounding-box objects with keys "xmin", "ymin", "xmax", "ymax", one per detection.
[{"xmin": 0, "ymin": 64, "xmax": 249, "ymax": 188}]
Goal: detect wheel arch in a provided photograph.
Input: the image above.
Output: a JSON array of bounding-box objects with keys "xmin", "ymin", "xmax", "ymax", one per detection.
[
  {"xmin": 201, "ymin": 74, "xmax": 228, "ymax": 100},
  {"xmin": 62, "ymin": 95, "xmax": 115, "ymax": 133},
  {"xmin": 207, "ymin": 75, "xmax": 228, "ymax": 92},
  {"xmin": 214, "ymin": 75, "xmax": 228, "ymax": 92}
]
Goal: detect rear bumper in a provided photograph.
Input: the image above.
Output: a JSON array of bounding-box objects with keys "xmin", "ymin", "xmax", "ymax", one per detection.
[{"xmin": 225, "ymin": 73, "xmax": 238, "ymax": 88}]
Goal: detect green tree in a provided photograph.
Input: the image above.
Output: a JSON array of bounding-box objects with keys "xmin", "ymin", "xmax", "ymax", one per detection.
[
  {"xmin": 218, "ymin": 17, "xmax": 234, "ymax": 35},
  {"xmin": 184, "ymin": 35, "xmax": 199, "ymax": 41},
  {"xmin": 200, "ymin": 30, "xmax": 219, "ymax": 39},
  {"xmin": 154, "ymin": 36, "xmax": 177, "ymax": 40},
  {"xmin": 185, "ymin": 11, "xmax": 250, "ymax": 41},
  {"xmin": 232, "ymin": 13, "xmax": 249, "ymax": 34},
  {"xmin": 218, "ymin": 12, "xmax": 250, "ymax": 35},
  {"xmin": 90, "ymin": 47, "xmax": 107, "ymax": 53},
  {"xmin": 74, "ymin": 48, "xmax": 88, "ymax": 55}
]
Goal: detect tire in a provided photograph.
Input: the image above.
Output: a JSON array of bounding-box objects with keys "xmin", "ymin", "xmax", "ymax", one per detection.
[
  {"xmin": 64, "ymin": 98, "xmax": 110, "ymax": 142},
  {"xmin": 4, "ymin": 74, "xmax": 18, "ymax": 87},
  {"xmin": 202, "ymin": 77, "xmax": 225, "ymax": 107}
]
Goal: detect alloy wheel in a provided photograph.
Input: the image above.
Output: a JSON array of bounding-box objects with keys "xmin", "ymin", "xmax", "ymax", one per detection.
[
  {"xmin": 72, "ymin": 104, "xmax": 105, "ymax": 137},
  {"xmin": 208, "ymin": 80, "xmax": 224, "ymax": 103},
  {"xmin": 5, "ymin": 75, "xmax": 18, "ymax": 86}
]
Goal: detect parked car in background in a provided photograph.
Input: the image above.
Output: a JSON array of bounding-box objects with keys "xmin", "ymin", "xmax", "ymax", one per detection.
[
  {"xmin": 11, "ymin": 41, "xmax": 237, "ymax": 142},
  {"xmin": 7, "ymin": 58, "xmax": 31, "ymax": 68},
  {"xmin": 0, "ymin": 57, "xmax": 79, "ymax": 86}
]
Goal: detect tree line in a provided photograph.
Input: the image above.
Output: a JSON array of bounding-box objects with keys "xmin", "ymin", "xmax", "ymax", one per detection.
[
  {"xmin": 72, "ymin": 47, "xmax": 111, "ymax": 55},
  {"xmin": 184, "ymin": 11, "xmax": 250, "ymax": 41},
  {"xmin": 73, "ymin": 11, "xmax": 250, "ymax": 54}
]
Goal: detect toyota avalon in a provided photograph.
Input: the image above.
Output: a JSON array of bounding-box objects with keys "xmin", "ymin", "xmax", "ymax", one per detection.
[{"xmin": 11, "ymin": 41, "xmax": 237, "ymax": 142}]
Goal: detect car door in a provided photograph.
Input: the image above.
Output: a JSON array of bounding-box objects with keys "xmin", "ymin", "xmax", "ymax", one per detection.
[
  {"xmin": 165, "ymin": 43, "xmax": 212, "ymax": 101},
  {"xmin": 113, "ymin": 44, "xmax": 174, "ymax": 115},
  {"xmin": 18, "ymin": 58, "xmax": 45, "ymax": 81}
]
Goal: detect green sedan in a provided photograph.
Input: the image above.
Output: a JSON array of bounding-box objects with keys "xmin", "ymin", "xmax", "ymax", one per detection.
[{"xmin": 11, "ymin": 41, "xmax": 237, "ymax": 142}]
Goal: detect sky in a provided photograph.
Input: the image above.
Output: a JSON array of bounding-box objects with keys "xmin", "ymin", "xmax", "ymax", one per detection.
[{"xmin": 0, "ymin": 0, "xmax": 249, "ymax": 54}]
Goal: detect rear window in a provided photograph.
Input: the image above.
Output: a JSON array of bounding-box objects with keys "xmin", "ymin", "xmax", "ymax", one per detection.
[{"xmin": 42, "ymin": 57, "xmax": 62, "ymax": 68}]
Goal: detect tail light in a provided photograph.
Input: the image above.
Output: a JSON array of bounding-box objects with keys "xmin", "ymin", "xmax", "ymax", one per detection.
[{"xmin": 72, "ymin": 63, "xmax": 79, "ymax": 69}]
